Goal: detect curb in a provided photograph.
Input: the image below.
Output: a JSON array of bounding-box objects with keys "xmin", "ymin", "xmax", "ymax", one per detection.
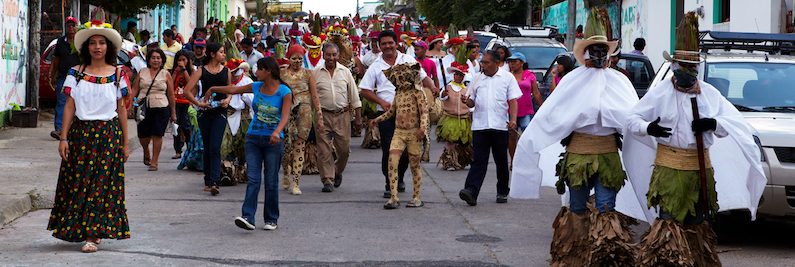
[{"xmin": 0, "ymin": 120, "xmax": 139, "ymax": 227}]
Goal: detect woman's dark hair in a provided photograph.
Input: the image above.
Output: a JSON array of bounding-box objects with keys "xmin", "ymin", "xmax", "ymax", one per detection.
[
  {"xmin": 429, "ymin": 40, "xmax": 440, "ymax": 51},
  {"xmin": 204, "ymin": 42, "xmax": 223, "ymax": 65},
  {"xmin": 145, "ymin": 48, "xmax": 167, "ymax": 69},
  {"xmin": 256, "ymin": 57, "xmax": 290, "ymax": 91},
  {"xmin": 556, "ymin": 55, "xmax": 575, "ymax": 77},
  {"xmin": 173, "ymin": 50, "xmax": 195, "ymax": 75},
  {"xmin": 378, "ymin": 30, "xmax": 399, "ymax": 44},
  {"xmin": 79, "ymin": 35, "xmax": 117, "ymax": 66},
  {"xmin": 495, "ymin": 45, "xmax": 511, "ymax": 62}
]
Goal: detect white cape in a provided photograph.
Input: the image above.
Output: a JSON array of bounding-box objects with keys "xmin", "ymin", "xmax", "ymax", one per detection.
[
  {"xmin": 618, "ymin": 80, "xmax": 767, "ymax": 222},
  {"xmin": 227, "ymin": 77, "xmax": 254, "ymax": 136},
  {"xmin": 509, "ymin": 67, "xmax": 640, "ymax": 204}
]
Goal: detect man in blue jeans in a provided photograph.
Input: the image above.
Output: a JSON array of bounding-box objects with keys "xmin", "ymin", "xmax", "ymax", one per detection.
[{"xmin": 49, "ymin": 17, "xmax": 81, "ymax": 140}]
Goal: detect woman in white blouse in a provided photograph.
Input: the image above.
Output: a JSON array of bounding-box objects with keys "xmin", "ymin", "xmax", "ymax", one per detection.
[{"xmin": 49, "ymin": 21, "xmax": 131, "ymax": 253}]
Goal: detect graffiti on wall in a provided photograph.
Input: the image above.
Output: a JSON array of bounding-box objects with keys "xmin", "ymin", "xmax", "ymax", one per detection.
[
  {"xmin": 542, "ymin": 0, "xmax": 621, "ymax": 40},
  {"xmin": 621, "ymin": 0, "xmax": 647, "ymax": 53},
  {"xmin": 1, "ymin": 0, "xmax": 28, "ymax": 112}
]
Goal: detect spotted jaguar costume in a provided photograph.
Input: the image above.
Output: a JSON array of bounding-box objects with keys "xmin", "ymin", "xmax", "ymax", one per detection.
[{"xmin": 372, "ymin": 63, "xmax": 430, "ymax": 209}]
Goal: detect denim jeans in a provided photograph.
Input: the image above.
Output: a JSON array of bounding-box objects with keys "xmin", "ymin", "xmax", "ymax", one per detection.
[
  {"xmin": 54, "ymin": 78, "xmax": 66, "ymax": 131},
  {"xmin": 568, "ymin": 175, "xmax": 618, "ymax": 214},
  {"xmin": 241, "ymin": 135, "xmax": 284, "ymax": 224},
  {"xmin": 518, "ymin": 114, "xmax": 533, "ymax": 132},
  {"xmin": 198, "ymin": 110, "xmax": 226, "ymax": 186}
]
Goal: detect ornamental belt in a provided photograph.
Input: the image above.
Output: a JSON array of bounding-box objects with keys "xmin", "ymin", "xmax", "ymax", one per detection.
[
  {"xmin": 565, "ymin": 132, "xmax": 618, "ymax": 155},
  {"xmin": 654, "ymin": 144, "xmax": 711, "ymax": 171}
]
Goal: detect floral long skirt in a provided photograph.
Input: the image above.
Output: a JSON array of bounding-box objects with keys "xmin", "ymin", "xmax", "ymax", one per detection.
[
  {"xmin": 178, "ymin": 107, "xmax": 204, "ymax": 171},
  {"xmin": 47, "ymin": 118, "xmax": 131, "ymax": 242}
]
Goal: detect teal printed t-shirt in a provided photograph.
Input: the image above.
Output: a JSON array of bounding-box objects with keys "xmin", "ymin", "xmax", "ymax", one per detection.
[{"xmin": 248, "ymin": 82, "xmax": 291, "ymax": 137}]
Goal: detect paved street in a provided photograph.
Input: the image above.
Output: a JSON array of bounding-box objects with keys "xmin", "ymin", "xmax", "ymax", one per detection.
[{"xmin": 0, "ymin": 119, "xmax": 794, "ymax": 266}]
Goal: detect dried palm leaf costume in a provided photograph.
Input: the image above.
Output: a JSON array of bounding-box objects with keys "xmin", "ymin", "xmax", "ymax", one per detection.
[
  {"xmin": 436, "ymin": 62, "xmax": 473, "ymax": 171},
  {"xmin": 623, "ymin": 12, "xmax": 766, "ymax": 267},
  {"xmin": 360, "ymin": 25, "xmax": 384, "ymax": 149},
  {"xmin": 509, "ymin": 8, "xmax": 638, "ymax": 266},
  {"xmin": 371, "ymin": 63, "xmax": 430, "ymax": 209}
]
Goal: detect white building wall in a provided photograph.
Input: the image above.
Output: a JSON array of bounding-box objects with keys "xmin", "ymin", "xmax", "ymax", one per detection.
[
  {"xmin": 622, "ymin": 0, "xmax": 671, "ymax": 70},
  {"xmin": 182, "ymin": 0, "xmax": 198, "ymax": 38},
  {"xmin": 730, "ymin": 0, "xmax": 774, "ymax": 32},
  {"xmin": 230, "ymin": 0, "xmax": 247, "ymax": 18}
]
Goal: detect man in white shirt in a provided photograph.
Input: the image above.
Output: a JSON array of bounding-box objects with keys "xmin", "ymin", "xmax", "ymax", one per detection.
[
  {"xmin": 240, "ymin": 38, "xmax": 264, "ymax": 72},
  {"xmin": 360, "ymin": 30, "xmax": 437, "ymax": 198},
  {"xmin": 458, "ymin": 50, "xmax": 521, "ymax": 206}
]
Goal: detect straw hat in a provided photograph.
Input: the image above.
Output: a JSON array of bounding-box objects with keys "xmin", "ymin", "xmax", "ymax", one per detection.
[
  {"xmin": 74, "ymin": 20, "xmax": 123, "ymax": 55},
  {"xmin": 572, "ymin": 8, "xmax": 619, "ymax": 65},
  {"xmin": 663, "ymin": 12, "xmax": 703, "ymax": 64}
]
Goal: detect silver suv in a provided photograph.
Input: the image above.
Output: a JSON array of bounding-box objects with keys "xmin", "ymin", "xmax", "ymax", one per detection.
[
  {"xmin": 486, "ymin": 36, "xmax": 567, "ymax": 79},
  {"xmin": 650, "ymin": 31, "xmax": 795, "ymax": 220}
]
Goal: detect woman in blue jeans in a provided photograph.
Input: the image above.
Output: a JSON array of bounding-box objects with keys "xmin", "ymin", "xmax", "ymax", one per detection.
[{"xmin": 204, "ymin": 57, "xmax": 292, "ymax": 231}]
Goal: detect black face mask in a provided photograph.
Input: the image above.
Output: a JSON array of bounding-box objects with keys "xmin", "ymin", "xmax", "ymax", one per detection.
[
  {"xmin": 673, "ymin": 68, "xmax": 698, "ymax": 88},
  {"xmin": 587, "ymin": 44, "xmax": 609, "ymax": 68}
]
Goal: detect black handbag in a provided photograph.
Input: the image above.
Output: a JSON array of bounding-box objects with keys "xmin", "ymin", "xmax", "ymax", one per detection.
[{"xmin": 135, "ymin": 69, "xmax": 162, "ymax": 122}]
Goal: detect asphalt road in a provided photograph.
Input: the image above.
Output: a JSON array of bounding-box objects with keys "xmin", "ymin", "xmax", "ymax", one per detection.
[{"xmin": 0, "ymin": 132, "xmax": 793, "ymax": 266}]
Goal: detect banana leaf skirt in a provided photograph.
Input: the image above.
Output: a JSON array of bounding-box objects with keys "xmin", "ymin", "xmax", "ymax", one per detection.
[{"xmin": 47, "ymin": 118, "xmax": 130, "ymax": 242}]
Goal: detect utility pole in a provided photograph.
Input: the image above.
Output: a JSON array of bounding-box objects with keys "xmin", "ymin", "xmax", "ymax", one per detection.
[
  {"xmin": 565, "ymin": 0, "xmax": 576, "ymax": 50},
  {"xmin": 28, "ymin": 0, "xmax": 42, "ymax": 109},
  {"xmin": 197, "ymin": 0, "xmax": 205, "ymax": 26}
]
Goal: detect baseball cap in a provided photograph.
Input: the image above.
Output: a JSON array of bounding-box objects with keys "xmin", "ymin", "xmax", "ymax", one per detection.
[
  {"xmin": 65, "ymin": 16, "xmax": 78, "ymax": 25},
  {"xmin": 506, "ymin": 52, "xmax": 526, "ymax": 63},
  {"xmin": 193, "ymin": 38, "xmax": 206, "ymax": 47}
]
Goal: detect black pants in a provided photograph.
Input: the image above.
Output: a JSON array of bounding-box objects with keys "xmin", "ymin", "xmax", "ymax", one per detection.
[
  {"xmin": 464, "ymin": 129, "xmax": 510, "ymax": 199},
  {"xmin": 173, "ymin": 104, "xmax": 191, "ymax": 154},
  {"xmin": 198, "ymin": 110, "xmax": 226, "ymax": 186},
  {"xmin": 378, "ymin": 114, "xmax": 408, "ymax": 190}
]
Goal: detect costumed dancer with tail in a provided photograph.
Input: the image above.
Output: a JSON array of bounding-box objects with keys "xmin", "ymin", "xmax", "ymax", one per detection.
[
  {"xmin": 509, "ymin": 8, "xmax": 639, "ymax": 266},
  {"xmin": 626, "ymin": 12, "xmax": 766, "ymax": 267}
]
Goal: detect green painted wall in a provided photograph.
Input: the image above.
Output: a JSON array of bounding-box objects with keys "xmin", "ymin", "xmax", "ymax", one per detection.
[{"xmin": 0, "ymin": 110, "xmax": 9, "ymax": 128}]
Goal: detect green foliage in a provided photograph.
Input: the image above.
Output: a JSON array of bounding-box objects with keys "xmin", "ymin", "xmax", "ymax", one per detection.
[
  {"xmin": 83, "ymin": 0, "xmax": 176, "ymax": 18},
  {"xmin": 417, "ymin": 0, "xmax": 530, "ymax": 29}
]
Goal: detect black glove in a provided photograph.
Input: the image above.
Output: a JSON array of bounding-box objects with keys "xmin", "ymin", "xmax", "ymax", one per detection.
[
  {"xmin": 692, "ymin": 118, "xmax": 717, "ymax": 134},
  {"xmin": 647, "ymin": 117, "xmax": 672, "ymax": 138},
  {"xmin": 560, "ymin": 133, "xmax": 573, "ymax": 147},
  {"xmin": 614, "ymin": 133, "xmax": 623, "ymax": 151}
]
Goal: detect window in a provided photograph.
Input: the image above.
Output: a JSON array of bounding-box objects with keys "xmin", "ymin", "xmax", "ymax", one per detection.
[
  {"xmin": 618, "ymin": 59, "xmax": 652, "ymax": 90},
  {"xmin": 714, "ymin": 0, "xmax": 730, "ymax": 23},
  {"xmin": 707, "ymin": 62, "xmax": 795, "ymax": 110}
]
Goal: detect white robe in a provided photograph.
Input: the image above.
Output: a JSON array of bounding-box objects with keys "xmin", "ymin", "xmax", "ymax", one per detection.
[
  {"xmin": 227, "ymin": 76, "xmax": 254, "ymax": 136},
  {"xmin": 509, "ymin": 67, "xmax": 640, "ymax": 203},
  {"xmin": 619, "ymin": 79, "xmax": 767, "ymax": 222}
]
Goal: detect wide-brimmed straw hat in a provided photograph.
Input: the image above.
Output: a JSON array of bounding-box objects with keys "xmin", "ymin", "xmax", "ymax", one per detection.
[
  {"xmin": 74, "ymin": 20, "xmax": 123, "ymax": 55},
  {"xmin": 572, "ymin": 8, "xmax": 619, "ymax": 66},
  {"xmin": 663, "ymin": 11, "xmax": 703, "ymax": 64}
]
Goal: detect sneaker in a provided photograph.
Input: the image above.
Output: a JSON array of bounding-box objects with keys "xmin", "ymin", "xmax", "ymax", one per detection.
[
  {"xmin": 322, "ymin": 183, "xmax": 334, "ymax": 193},
  {"xmin": 262, "ymin": 222, "xmax": 278, "ymax": 230},
  {"xmin": 234, "ymin": 217, "xmax": 255, "ymax": 230},
  {"xmin": 210, "ymin": 186, "xmax": 220, "ymax": 196},
  {"xmin": 496, "ymin": 195, "xmax": 508, "ymax": 204},
  {"xmin": 290, "ymin": 186, "xmax": 302, "ymax": 195},
  {"xmin": 459, "ymin": 189, "xmax": 477, "ymax": 206},
  {"xmin": 50, "ymin": 131, "xmax": 61, "ymax": 140},
  {"xmin": 333, "ymin": 174, "xmax": 343, "ymax": 188}
]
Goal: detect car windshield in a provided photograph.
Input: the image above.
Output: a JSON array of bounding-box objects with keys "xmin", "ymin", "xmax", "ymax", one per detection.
[
  {"xmin": 706, "ymin": 62, "xmax": 795, "ymax": 112},
  {"xmin": 509, "ymin": 46, "xmax": 567, "ymax": 69},
  {"xmin": 475, "ymin": 35, "xmax": 495, "ymax": 54}
]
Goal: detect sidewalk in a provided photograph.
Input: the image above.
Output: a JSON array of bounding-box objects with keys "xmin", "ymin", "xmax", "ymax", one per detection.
[{"xmin": 0, "ymin": 112, "xmax": 138, "ymax": 226}]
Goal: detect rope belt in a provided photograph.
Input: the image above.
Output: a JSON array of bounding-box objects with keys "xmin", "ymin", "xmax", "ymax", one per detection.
[
  {"xmin": 654, "ymin": 144, "xmax": 711, "ymax": 171},
  {"xmin": 565, "ymin": 132, "xmax": 618, "ymax": 155}
]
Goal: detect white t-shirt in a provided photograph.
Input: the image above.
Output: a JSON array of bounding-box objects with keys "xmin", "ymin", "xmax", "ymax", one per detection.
[
  {"xmin": 241, "ymin": 50, "xmax": 264, "ymax": 72},
  {"xmin": 361, "ymin": 51, "xmax": 381, "ymax": 67},
  {"xmin": 234, "ymin": 29, "xmax": 245, "ymax": 43},
  {"xmin": 63, "ymin": 68, "xmax": 129, "ymax": 121},
  {"xmin": 359, "ymin": 52, "xmax": 428, "ymax": 111},
  {"xmin": 469, "ymin": 69, "xmax": 523, "ymax": 131}
]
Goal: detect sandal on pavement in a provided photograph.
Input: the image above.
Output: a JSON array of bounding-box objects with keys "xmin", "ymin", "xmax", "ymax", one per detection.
[
  {"xmin": 148, "ymin": 165, "xmax": 158, "ymax": 171},
  {"xmin": 406, "ymin": 200, "xmax": 425, "ymax": 208},
  {"xmin": 171, "ymin": 153, "xmax": 182, "ymax": 159},
  {"xmin": 81, "ymin": 241, "xmax": 98, "ymax": 253},
  {"xmin": 384, "ymin": 201, "xmax": 400, "ymax": 210},
  {"xmin": 203, "ymin": 186, "xmax": 212, "ymax": 192},
  {"xmin": 143, "ymin": 156, "xmax": 151, "ymax": 166}
]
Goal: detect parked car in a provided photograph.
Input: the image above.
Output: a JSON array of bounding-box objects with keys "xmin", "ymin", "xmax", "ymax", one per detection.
[
  {"xmin": 538, "ymin": 52, "xmax": 655, "ymax": 98},
  {"xmin": 445, "ymin": 30, "xmax": 498, "ymax": 54},
  {"xmin": 486, "ymin": 36, "xmax": 567, "ymax": 80},
  {"xmin": 40, "ymin": 39, "xmax": 141, "ymax": 105},
  {"xmin": 649, "ymin": 31, "xmax": 795, "ymax": 221}
]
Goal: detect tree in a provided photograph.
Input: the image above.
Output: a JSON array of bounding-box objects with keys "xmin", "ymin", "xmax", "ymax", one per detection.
[
  {"xmin": 416, "ymin": 0, "xmax": 529, "ymax": 29},
  {"xmin": 82, "ymin": 0, "xmax": 176, "ymax": 18}
]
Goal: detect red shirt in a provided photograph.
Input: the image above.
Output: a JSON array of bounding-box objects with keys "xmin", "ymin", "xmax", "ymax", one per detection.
[
  {"xmin": 173, "ymin": 69, "xmax": 191, "ymax": 105},
  {"xmin": 416, "ymin": 57, "xmax": 438, "ymax": 83}
]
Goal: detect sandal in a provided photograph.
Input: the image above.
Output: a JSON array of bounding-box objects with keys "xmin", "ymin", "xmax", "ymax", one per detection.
[
  {"xmin": 383, "ymin": 201, "xmax": 400, "ymax": 210},
  {"xmin": 143, "ymin": 156, "xmax": 151, "ymax": 166},
  {"xmin": 171, "ymin": 153, "xmax": 182, "ymax": 159},
  {"xmin": 406, "ymin": 200, "xmax": 425, "ymax": 208},
  {"xmin": 148, "ymin": 165, "xmax": 158, "ymax": 171},
  {"xmin": 81, "ymin": 241, "xmax": 98, "ymax": 253}
]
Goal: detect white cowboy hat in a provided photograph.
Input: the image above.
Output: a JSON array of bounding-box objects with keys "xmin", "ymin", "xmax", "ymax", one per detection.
[
  {"xmin": 573, "ymin": 35, "xmax": 619, "ymax": 66},
  {"xmin": 572, "ymin": 8, "xmax": 619, "ymax": 66},
  {"xmin": 74, "ymin": 21, "xmax": 123, "ymax": 55}
]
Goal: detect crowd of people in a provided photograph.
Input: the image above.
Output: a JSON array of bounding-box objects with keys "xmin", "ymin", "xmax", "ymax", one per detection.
[{"xmin": 45, "ymin": 10, "xmax": 764, "ymax": 267}]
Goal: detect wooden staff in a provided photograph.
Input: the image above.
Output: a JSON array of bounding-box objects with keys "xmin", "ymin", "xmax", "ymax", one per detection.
[{"xmin": 690, "ymin": 97, "xmax": 712, "ymax": 218}]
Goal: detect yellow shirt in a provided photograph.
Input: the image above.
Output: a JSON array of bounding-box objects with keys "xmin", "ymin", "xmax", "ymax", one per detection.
[{"xmin": 160, "ymin": 42, "xmax": 182, "ymax": 70}]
